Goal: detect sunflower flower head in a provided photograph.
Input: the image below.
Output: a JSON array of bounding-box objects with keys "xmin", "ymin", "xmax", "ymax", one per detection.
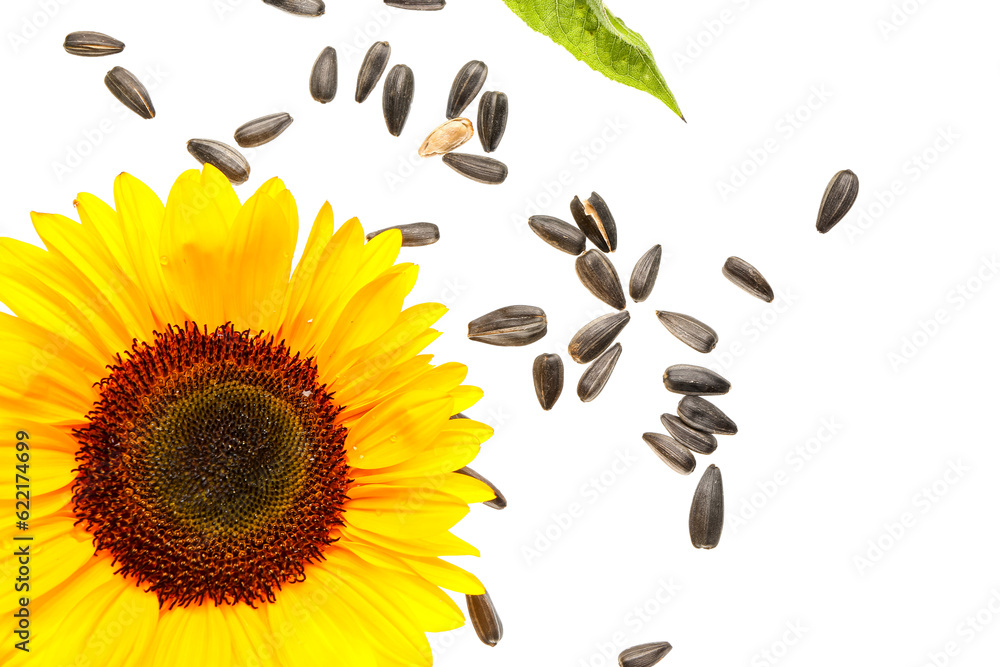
[{"xmin": 0, "ymin": 165, "xmax": 494, "ymax": 666}]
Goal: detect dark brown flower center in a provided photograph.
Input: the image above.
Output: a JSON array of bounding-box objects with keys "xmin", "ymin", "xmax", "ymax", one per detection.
[{"xmin": 73, "ymin": 323, "xmax": 349, "ymax": 609}]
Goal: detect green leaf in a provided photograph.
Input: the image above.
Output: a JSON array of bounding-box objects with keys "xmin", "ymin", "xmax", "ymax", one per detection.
[{"xmin": 500, "ymin": 0, "xmax": 683, "ymax": 119}]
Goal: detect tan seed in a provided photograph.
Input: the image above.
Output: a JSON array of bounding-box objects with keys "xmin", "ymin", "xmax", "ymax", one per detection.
[{"xmin": 418, "ymin": 118, "xmax": 473, "ymax": 157}]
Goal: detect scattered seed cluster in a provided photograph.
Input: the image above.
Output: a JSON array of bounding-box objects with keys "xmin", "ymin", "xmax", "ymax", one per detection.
[
  {"xmin": 64, "ymin": 11, "xmax": 862, "ymax": 657},
  {"xmin": 466, "ymin": 193, "xmax": 791, "ymax": 553},
  {"xmin": 66, "ymin": 6, "xmax": 510, "ymax": 197}
]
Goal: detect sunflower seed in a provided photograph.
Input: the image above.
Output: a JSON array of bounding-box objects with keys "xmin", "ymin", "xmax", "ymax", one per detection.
[
  {"xmin": 722, "ymin": 256, "xmax": 774, "ymax": 303},
  {"xmin": 234, "ymin": 112, "xmax": 293, "ymax": 148},
  {"xmin": 262, "ymin": 0, "xmax": 325, "ymax": 16},
  {"xmin": 383, "ymin": 64, "xmax": 414, "ymax": 136},
  {"xmin": 816, "ymin": 169, "xmax": 859, "ymax": 234},
  {"xmin": 642, "ymin": 433, "xmax": 695, "ymax": 476},
  {"xmin": 532, "ymin": 353, "xmax": 564, "ymax": 410},
  {"xmin": 104, "ymin": 66, "xmax": 154, "ymax": 119},
  {"xmin": 690, "ymin": 464, "xmax": 724, "ymax": 549},
  {"xmin": 655, "ymin": 311, "xmax": 718, "ymax": 353},
  {"xmin": 467, "ymin": 590, "xmax": 503, "ymax": 646},
  {"xmin": 447, "ymin": 60, "xmax": 487, "ymax": 119},
  {"xmin": 528, "ymin": 216, "xmax": 586, "ymax": 255},
  {"xmin": 570, "ymin": 192, "xmax": 617, "ymax": 252},
  {"xmin": 629, "ymin": 245, "xmax": 661, "ymax": 303},
  {"xmin": 355, "ymin": 41, "xmax": 390, "ymax": 103},
  {"xmin": 63, "ymin": 31, "xmax": 124, "ymax": 57},
  {"xmin": 660, "ymin": 413, "xmax": 717, "ymax": 455},
  {"xmin": 456, "ymin": 467, "xmax": 507, "ymax": 510},
  {"xmin": 468, "ymin": 305, "xmax": 546, "ymax": 346},
  {"xmin": 663, "ymin": 364, "xmax": 730, "ymax": 396},
  {"xmin": 576, "ymin": 250, "xmax": 626, "ymax": 310},
  {"xmin": 418, "ymin": 118, "xmax": 473, "ymax": 157},
  {"xmin": 309, "ymin": 46, "xmax": 338, "ymax": 103},
  {"xmin": 478, "ymin": 91, "xmax": 508, "ymax": 152},
  {"xmin": 365, "ymin": 223, "xmax": 440, "ymax": 247},
  {"xmin": 678, "ymin": 396, "xmax": 737, "ymax": 435},
  {"xmin": 186, "ymin": 139, "xmax": 250, "ymax": 185},
  {"xmin": 385, "ymin": 0, "xmax": 445, "ymax": 9},
  {"xmin": 578, "ymin": 343, "xmax": 621, "ymax": 403},
  {"xmin": 568, "ymin": 311, "xmax": 630, "ymax": 364},
  {"xmin": 619, "ymin": 641, "xmax": 673, "ymax": 667},
  {"xmin": 442, "ymin": 153, "xmax": 508, "ymax": 184}
]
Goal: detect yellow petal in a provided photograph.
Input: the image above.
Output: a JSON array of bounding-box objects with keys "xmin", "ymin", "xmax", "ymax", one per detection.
[
  {"xmin": 112, "ymin": 171, "xmax": 178, "ymax": 325},
  {"xmin": 339, "ymin": 524, "xmax": 480, "ymax": 558},
  {"xmin": 223, "ymin": 180, "xmax": 297, "ymax": 331},
  {"xmin": 268, "ymin": 577, "xmax": 377, "ymax": 667},
  {"xmin": 31, "ymin": 211, "xmax": 155, "ymax": 340},
  {"xmin": 147, "ymin": 602, "xmax": 232, "ymax": 667},
  {"xmin": 343, "ymin": 486, "xmax": 470, "ymax": 537},
  {"xmin": 344, "ymin": 390, "xmax": 452, "ymax": 469},
  {"xmin": 282, "ymin": 202, "xmax": 334, "ymax": 325}
]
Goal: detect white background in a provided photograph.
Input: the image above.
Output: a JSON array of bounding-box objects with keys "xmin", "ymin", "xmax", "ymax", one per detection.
[{"xmin": 2, "ymin": 1, "xmax": 999, "ymax": 666}]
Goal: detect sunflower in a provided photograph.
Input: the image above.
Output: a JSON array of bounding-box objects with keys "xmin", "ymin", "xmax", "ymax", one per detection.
[{"xmin": 0, "ymin": 165, "xmax": 496, "ymax": 666}]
